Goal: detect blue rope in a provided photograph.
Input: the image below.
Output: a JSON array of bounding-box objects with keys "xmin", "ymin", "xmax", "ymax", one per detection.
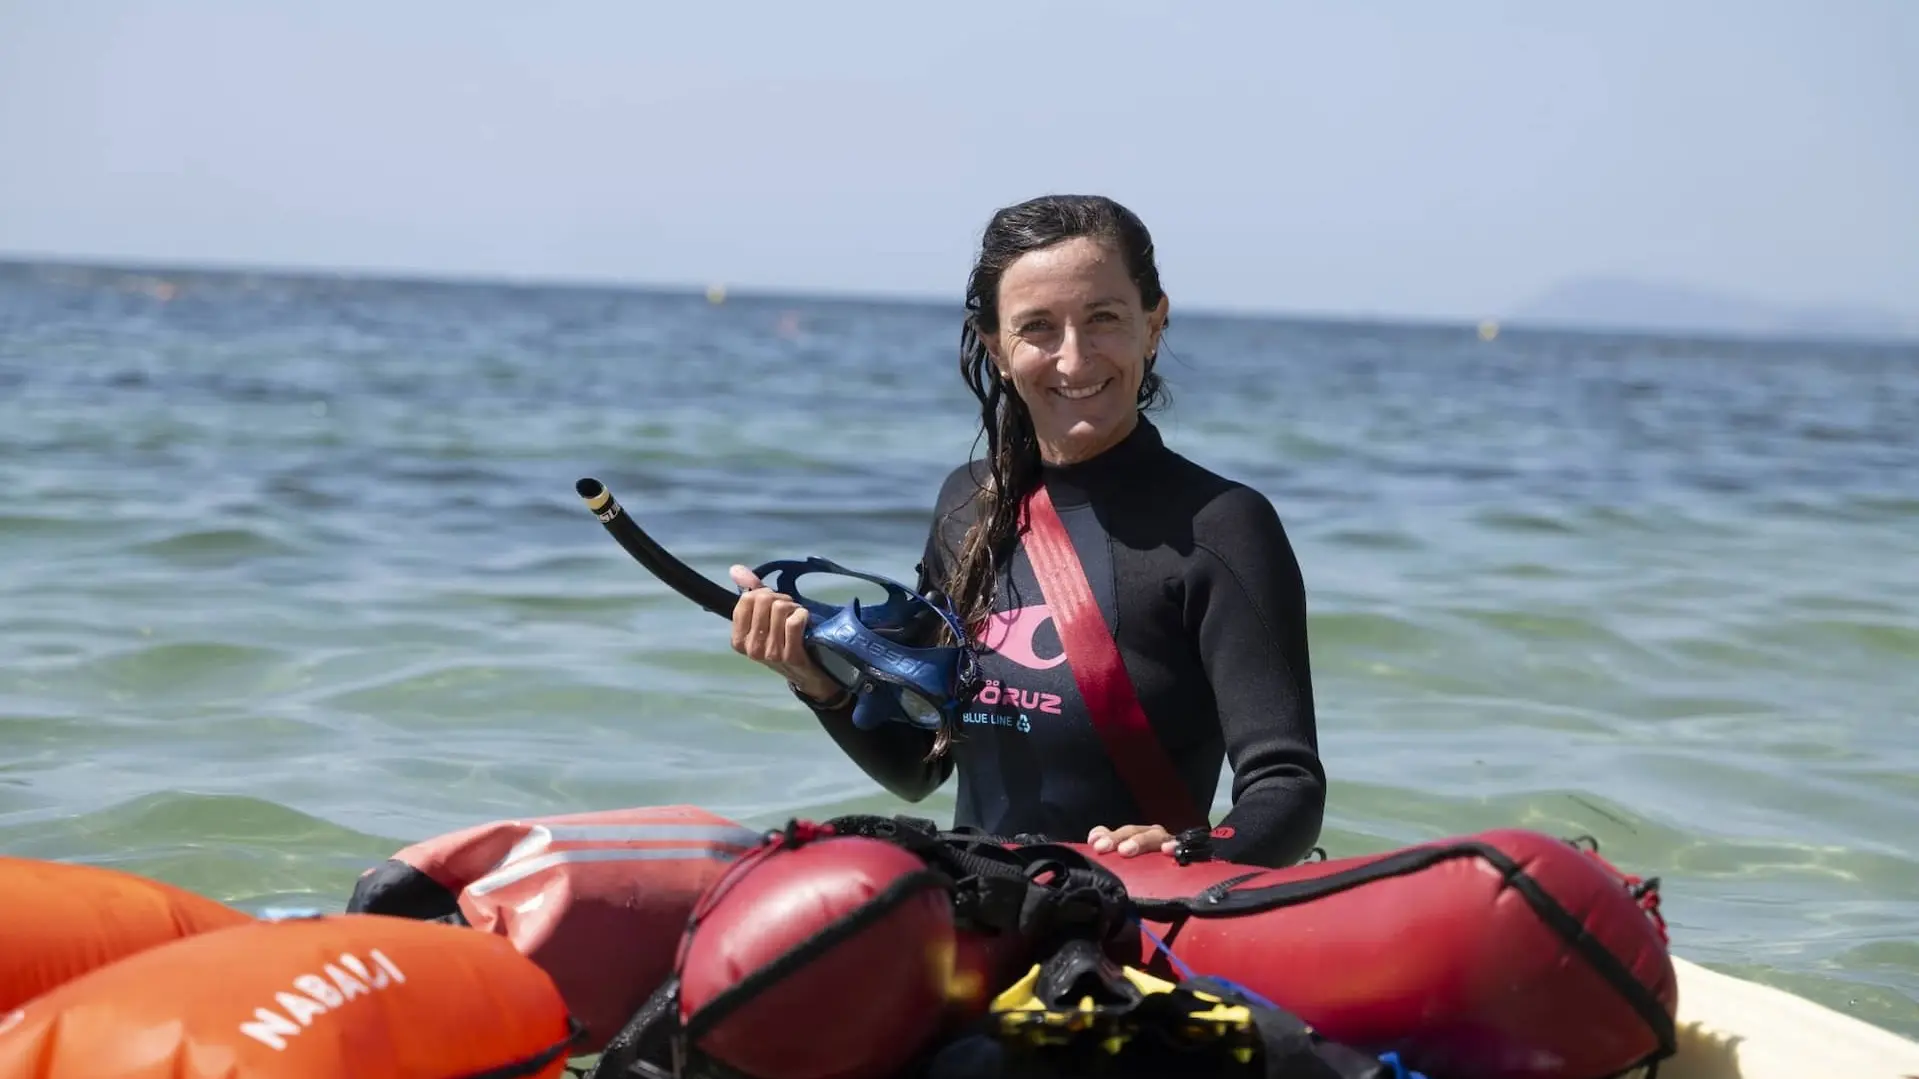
[
  {"xmin": 1375, "ymin": 1051, "xmax": 1430, "ymax": 1079},
  {"xmin": 1130, "ymin": 916, "xmax": 1282, "ymax": 1011},
  {"xmin": 1132, "ymin": 917, "xmax": 1430, "ymax": 1079}
]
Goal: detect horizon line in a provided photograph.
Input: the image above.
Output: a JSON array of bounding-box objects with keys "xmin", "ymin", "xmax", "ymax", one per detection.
[
  {"xmin": 0, "ymin": 246, "xmax": 1470, "ymax": 327},
  {"xmin": 3, "ymin": 247, "xmax": 1913, "ymax": 351}
]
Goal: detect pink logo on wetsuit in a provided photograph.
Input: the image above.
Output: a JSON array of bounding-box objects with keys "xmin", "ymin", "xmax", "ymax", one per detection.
[
  {"xmin": 969, "ymin": 603, "xmax": 1068, "ymax": 724},
  {"xmin": 978, "ymin": 604, "xmax": 1065, "ymax": 671}
]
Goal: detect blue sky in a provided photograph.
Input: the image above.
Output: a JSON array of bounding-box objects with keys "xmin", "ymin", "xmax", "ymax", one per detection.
[{"xmin": 1, "ymin": 0, "xmax": 1913, "ymax": 323}]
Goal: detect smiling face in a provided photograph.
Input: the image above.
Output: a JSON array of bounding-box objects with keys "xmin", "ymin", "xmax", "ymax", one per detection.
[{"xmin": 984, "ymin": 236, "xmax": 1169, "ymax": 466}]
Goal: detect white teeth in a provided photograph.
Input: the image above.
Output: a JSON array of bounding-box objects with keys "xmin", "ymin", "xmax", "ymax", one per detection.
[{"xmin": 1053, "ymin": 381, "xmax": 1109, "ymax": 400}]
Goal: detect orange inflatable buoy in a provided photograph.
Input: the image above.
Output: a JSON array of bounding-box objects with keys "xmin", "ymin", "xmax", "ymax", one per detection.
[
  {"xmin": 0, "ymin": 912, "xmax": 580, "ymax": 1079},
  {"xmin": 0, "ymin": 855, "xmax": 254, "ymax": 1012}
]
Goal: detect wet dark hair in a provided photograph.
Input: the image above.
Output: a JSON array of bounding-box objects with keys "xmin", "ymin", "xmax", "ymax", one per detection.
[{"xmin": 930, "ymin": 195, "xmax": 1169, "ymax": 755}]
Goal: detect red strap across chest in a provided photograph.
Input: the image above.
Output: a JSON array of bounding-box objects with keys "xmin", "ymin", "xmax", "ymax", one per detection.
[{"xmin": 1019, "ymin": 481, "xmax": 1208, "ymax": 834}]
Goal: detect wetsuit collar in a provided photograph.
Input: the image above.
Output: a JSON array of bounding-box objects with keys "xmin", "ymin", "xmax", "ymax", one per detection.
[{"xmin": 1039, "ymin": 415, "xmax": 1166, "ymax": 509}]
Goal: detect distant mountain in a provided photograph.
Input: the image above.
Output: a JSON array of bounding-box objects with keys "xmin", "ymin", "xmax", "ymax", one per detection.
[{"xmin": 1503, "ymin": 276, "xmax": 1915, "ymax": 343}]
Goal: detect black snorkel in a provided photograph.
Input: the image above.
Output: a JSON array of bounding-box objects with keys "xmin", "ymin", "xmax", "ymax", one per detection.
[
  {"xmin": 573, "ymin": 475, "xmax": 980, "ymax": 732},
  {"xmin": 574, "ymin": 478, "xmax": 738, "ymax": 619}
]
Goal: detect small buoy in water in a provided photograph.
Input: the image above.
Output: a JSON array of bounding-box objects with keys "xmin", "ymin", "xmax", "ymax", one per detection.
[
  {"xmin": 706, "ymin": 283, "xmax": 727, "ymax": 305},
  {"xmin": 257, "ymin": 906, "xmax": 327, "ymax": 921},
  {"xmin": 1477, "ymin": 319, "xmax": 1500, "ymax": 342}
]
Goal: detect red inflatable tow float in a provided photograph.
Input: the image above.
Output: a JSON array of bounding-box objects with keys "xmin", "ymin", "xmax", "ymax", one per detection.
[
  {"xmin": 347, "ymin": 805, "xmax": 1677, "ymax": 1079},
  {"xmin": 674, "ymin": 827, "xmax": 961, "ymax": 1079},
  {"xmin": 1104, "ymin": 826, "xmax": 1675, "ymax": 1079},
  {"xmin": 345, "ymin": 803, "xmax": 761, "ymax": 1052}
]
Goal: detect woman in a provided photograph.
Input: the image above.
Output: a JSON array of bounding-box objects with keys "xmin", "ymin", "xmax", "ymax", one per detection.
[{"xmin": 727, "ymin": 194, "xmax": 1326, "ymax": 869}]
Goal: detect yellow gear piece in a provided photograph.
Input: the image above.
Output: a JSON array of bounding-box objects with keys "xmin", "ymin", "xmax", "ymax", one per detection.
[{"xmin": 986, "ymin": 942, "xmax": 1260, "ymax": 1063}]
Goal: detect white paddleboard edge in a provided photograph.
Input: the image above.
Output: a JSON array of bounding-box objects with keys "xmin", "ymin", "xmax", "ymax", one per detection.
[{"xmin": 1655, "ymin": 954, "xmax": 1919, "ymax": 1079}]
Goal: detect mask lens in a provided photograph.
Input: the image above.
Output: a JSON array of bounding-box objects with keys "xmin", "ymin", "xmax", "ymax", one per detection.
[
  {"xmin": 898, "ymin": 689, "xmax": 946, "ymax": 730},
  {"xmin": 811, "ymin": 646, "xmax": 863, "ymax": 690},
  {"xmin": 802, "ymin": 615, "xmax": 963, "ymax": 732}
]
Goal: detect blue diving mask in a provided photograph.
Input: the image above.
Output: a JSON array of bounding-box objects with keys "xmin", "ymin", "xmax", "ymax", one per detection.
[{"xmin": 751, "ymin": 557, "xmax": 981, "ymax": 732}]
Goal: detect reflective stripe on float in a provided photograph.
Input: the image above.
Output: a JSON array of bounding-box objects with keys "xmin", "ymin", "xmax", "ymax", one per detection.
[{"xmin": 470, "ymin": 823, "xmax": 764, "ymax": 896}]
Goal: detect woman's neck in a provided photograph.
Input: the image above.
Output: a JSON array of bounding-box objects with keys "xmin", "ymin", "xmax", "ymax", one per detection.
[
  {"xmin": 1036, "ymin": 410, "xmax": 1141, "ymax": 468},
  {"xmin": 1033, "ymin": 414, "xmax": 1163, "ymax": 508}
]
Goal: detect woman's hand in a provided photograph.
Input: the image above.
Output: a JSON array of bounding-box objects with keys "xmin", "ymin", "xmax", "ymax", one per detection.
[
  {"xmin": 729, "ymin": 564, "xmax": 842, "ymax": 702},
  {"xmin": 1088, "ymin": 824, "xmax": 1177, "ymax": 857}
]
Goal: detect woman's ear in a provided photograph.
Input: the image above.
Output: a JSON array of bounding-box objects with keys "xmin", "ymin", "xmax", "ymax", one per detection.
[{"xmin": 981, "ymin": 331, "xmax": 1015, "ymax": 385}]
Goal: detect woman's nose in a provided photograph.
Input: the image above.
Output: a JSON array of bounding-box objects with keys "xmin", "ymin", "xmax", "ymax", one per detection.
[{"xmin": 1053, "ymin": 323, "xmax": 1097, "ymax": 372}]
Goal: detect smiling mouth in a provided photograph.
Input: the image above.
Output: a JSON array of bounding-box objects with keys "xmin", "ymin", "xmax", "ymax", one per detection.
[{"xmin": 1050, "ymin": 379, "xmax": 1112, "ymax": 401}]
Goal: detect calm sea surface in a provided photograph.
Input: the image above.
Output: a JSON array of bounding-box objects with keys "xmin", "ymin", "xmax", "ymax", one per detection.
[{"xmin": 2, "ymin": 260, "xmax": 1915, "ymax": 1036}]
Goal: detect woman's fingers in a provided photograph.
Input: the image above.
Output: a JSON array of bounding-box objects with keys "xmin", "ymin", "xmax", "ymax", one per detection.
[
  {"xmin": 731, "ymin": 585, "xmax": 777, "ymax": 658},
  {"xmin": 1088, "ymin": 823, "xmax": 1175, "ymax": 857},
  {"xmin": 751, "ymin": 593, "xmax": 785, "ymax": 661},
  {"xmin": 726, "ymin": 568, "xmax": 831, "ymax": 690},
  {"xmin": 729, "ymin": 591, "xmax": 753, "ymax": 655},
  {"xmin": 775, "ymin": 605, "xmax": 810, "ymax": 668},
  {"xmin": 731, "ymin": 585, "xmax": 808, "ymax": 668},
  {"xmin": 1126, "ymin": 826, "xmax": 1177, "ymax": 856},
  {"xmin": 1111, "ymin": 825, "xmax": 1171, "ymax": 856}
]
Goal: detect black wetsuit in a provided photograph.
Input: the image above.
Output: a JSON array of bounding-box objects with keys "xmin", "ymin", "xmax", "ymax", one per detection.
[{"xmin": 801, "ymin": 417, "xmax": 1326, "ymax": 868}]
